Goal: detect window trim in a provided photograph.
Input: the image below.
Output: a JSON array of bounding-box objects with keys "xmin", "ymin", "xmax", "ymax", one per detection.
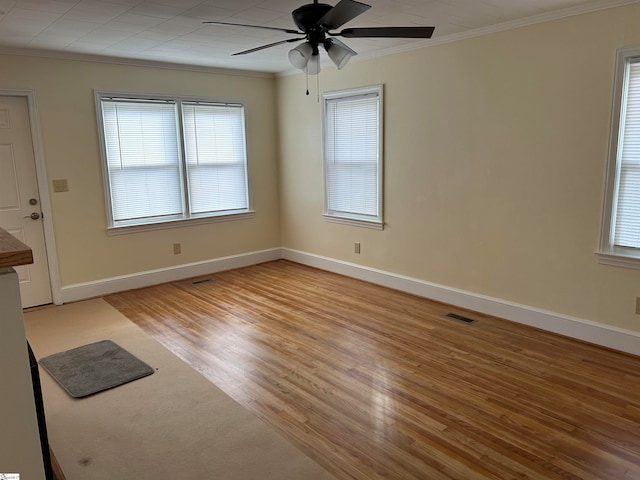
[
  {"xmin": 322, "ymin": 84, "xmax": 384, "ymax": 229},
  {"xmin": 597, "ymin": 47, "xmax": 640, "ymax": 269},
  {"xmin": 94, "ymin": 91, "xmax": 254, "ymax": 235}
]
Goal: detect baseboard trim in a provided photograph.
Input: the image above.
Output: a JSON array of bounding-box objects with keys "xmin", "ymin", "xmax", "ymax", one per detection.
[
  {"xmin": 61, "ymin": 248, "xmax": 282, "ymax": 303},
  {"xmin": 60, "ymin": 246, "xmax": 640, "ymax": 356},
  {"xmin": 282, "ymin": 248, "xmax": 640, "ymax": 356}
]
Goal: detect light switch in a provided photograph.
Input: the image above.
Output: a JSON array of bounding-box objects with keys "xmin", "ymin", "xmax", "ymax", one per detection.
[{"xmin": 52, "ymin": 179, "xmax": 69, "ymax": 192}]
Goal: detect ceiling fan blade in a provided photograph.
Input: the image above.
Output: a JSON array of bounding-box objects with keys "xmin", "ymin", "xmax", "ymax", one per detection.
[
  {"xmin": 338, "ymin": 26, "xmax": 435, "ymax": 38},
  {"xmin": 231, "ymin": 38, "xmax": 304, "ymax": 56},
  {"xmin": 317, "ymin": 0, "xmax": 371, "ymax": 30},
  {"xmin": 204, "ymin": 21, "xmax": 302, "ymax": 35}
]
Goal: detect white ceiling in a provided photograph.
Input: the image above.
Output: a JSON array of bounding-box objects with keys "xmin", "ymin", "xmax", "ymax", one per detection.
[{"xmin": 0, "ymin": 0, "xmax": 636, "ymax": 75}]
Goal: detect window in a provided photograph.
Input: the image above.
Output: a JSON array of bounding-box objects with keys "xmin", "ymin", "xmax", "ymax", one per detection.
[
  {"xmin": 322, "ymin": 85, "xmax": 383, "ymax": 229},
  {"xmin": 598, "ymin": 47, "xmax": 640, "ymax": 268},
  {"xmin": 95, "ymin": 92, "xmax": 252, "ymax": 233}
]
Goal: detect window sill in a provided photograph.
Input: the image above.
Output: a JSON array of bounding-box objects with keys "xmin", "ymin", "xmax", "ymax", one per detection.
[
  {"xmin": 323, "ymin": 215, "xmax": 384, "ymax": 230},
  {"xmin": 596, "ymin": 248, "xmax": 640, "ymax": 270},
  {"xmin": 107, "ymin": 210, "xmax": 255, "ymax": 235}
]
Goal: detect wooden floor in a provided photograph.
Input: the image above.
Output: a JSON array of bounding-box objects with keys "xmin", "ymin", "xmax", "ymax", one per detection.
[{"xmin": 104, "ymin": 260, "xmax": 640, "ymax": 480}]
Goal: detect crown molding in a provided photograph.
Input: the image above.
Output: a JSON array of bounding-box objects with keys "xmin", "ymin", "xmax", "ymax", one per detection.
[
  {"xmin": 375, "ymin": 0, "xmax": 640, "ymax": 56},
  {"xmin": 0, "ymin": 47, "xmax": 276, "ymax": 79}
]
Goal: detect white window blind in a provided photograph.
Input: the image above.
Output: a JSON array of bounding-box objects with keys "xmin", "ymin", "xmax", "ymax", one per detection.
[
  {"xmin": 323, "ymin": 86, "xmax": 382, "ymax": 227},
  {"xmin": 97, "ymin": 93, "xmax": 251, "ymax": 231},
  {"xmin": 182, "ymin": 103, "xmax": 248, "ymax": 214},
  {"xmin": 613, "ymin": 60, "xmax": 640, "ymax": 249},
  {"xmin": 102, "ymin": 100, "xmax": 183, "ymax": 224}
]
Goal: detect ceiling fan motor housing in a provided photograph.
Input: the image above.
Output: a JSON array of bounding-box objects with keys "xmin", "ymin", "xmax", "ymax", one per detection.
[{"xmin": 292, "ymin": 3, "xmax": 333, "ymax": 31}]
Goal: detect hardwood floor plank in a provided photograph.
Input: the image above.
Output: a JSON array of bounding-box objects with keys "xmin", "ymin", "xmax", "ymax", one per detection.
[{"xmin": 104, "ymin": 260, "xmax": 640, "ymax": 480}]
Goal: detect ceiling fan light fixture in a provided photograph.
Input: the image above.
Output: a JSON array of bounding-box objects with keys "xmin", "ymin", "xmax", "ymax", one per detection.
[
  {"xmin": 288, "ymin": 42, "xmax": 313, "ymax": 69},
  {"xmin": 304, "ymin": 54, "xmax": 321, "ymax": 75},
  {"xmin": 326, "ymin": 41, "xmax": 353, "ymax": 70}
]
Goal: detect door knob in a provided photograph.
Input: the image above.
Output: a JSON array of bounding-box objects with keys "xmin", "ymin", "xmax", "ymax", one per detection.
[{"xmin": 25, "ymin": 212, "xmax": 41, "ymax": 220}]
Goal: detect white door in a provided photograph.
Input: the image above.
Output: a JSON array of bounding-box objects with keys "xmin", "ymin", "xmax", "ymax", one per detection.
[{"xmin": 0, "ymin": 95, "xmax": 52, "ymax": 307}]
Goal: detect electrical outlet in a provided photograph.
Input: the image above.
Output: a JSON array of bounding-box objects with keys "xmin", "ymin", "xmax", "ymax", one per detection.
[
  {"xmin": 636, "ymin": 297, "xmax": 640, "ymax": 315},
  {"xmin": 355, "ymin": 242, "xmax": 361, "ymax": 254},
  {"xmin": 173, "ymin": 243, "xmax": 181, "ymax": 255}
]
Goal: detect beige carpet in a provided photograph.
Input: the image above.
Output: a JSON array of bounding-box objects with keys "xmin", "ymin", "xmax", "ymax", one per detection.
[{"xmin": 24, "ymin": 299, "xmax": 334, "ymax": 480}]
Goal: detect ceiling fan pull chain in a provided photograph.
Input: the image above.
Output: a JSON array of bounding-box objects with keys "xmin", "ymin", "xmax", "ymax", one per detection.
[
  {"xmin": 306, "ymin": 70, "xmax": 310, "ymax": 96},
  {"xmin": 317, "ymin": 72, "xmax": 320, "ymax": 103}
]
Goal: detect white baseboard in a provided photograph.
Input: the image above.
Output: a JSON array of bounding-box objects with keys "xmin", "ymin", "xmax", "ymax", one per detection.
[
  {"xmin": 282, "ymin": 248, "xmax": 640, "ymax": 356},
  {"xmin": 61, "ymin": 248, "xmax": 282, "ymax": 303},
  {"xmin": 60, "ymin": 246, "xmax": 640, "ymax": 356}
]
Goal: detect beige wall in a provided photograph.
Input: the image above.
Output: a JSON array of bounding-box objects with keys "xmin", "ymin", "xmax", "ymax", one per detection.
[
  {"xmin": 277, "ymin": 4, "xmax": 640, "ymax": 333},
  {"xmin": 0, "ymin": 55, "xmax": 280, "ymax": 286},
  {"xmin": 2, "ymin": 3, "xmax": 640, "ymax": 334}
]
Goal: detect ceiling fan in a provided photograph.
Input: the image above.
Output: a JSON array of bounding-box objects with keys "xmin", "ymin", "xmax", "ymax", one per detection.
[{"xmin": 204, "ymin": 0, "xmax": 435, "ymax": 74}]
